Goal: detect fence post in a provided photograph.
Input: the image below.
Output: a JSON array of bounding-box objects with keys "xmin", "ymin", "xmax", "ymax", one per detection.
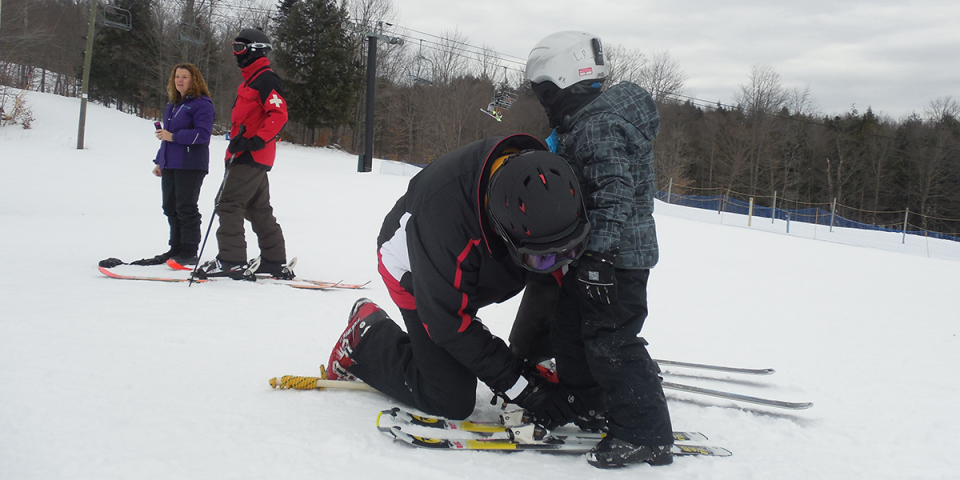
[
  {"xmin": 667, "ymin": 178, "xmax": 673, "ymax": 204},
  {"xmin": 902, "ymin": 208, "xmax": 909, "ymax": 244},
  {"xmin": 748, "ymin": 197, "xmax": 754, "ymax": 227},
  {"xmin": 771, "ymin": 191, "xmax": 777, "ymax": 224},
  {"xmin": 719, "ymin": 187, "xmax": 731, "ymax": 216},
  {"xmin": 786, "ymin": 213, "xmax": 791, "ymax": 233},
  {"xmin": 829, "ymin": 198, "xmax": 837, "ymax": 233}
]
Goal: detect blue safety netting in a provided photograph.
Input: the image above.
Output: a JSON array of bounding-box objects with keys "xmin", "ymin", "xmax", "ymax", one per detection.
[{"xmin": 655, "ymin": 191, "xmax": 960, "ymax": 242}]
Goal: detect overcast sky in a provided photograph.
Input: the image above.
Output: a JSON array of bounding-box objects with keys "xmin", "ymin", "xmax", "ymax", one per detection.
[{"xmin": 385, "ymin": 0, "xmax": 959, "ymax": 119}]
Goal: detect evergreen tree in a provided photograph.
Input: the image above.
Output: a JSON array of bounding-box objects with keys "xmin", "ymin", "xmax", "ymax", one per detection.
[
  {"xmin": 272, "ymin": 0, "xmax": 363, "ymax": 130},
  {"xmin": 87, "ymin": 0, "xmax": 160, "ymax": 112}
]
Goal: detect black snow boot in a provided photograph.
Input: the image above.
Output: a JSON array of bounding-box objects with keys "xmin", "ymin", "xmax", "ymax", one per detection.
[{"xmin": 170, "ymin": 244, "xmax": 199, "ymax": 266}]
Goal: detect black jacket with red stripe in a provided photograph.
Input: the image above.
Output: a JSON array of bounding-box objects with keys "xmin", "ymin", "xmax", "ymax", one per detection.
[
  {"xmin": 377, "ymin": 134, "xmax": 547, "ymax": 393},
  {"xmin": 227, "ymin": 56, "xmax": 288, "ymax": 169}
]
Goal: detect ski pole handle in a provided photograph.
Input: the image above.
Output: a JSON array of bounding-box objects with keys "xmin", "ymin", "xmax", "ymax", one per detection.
[
  {"xmin": 226, "ymin": 124, "xmax": 247, "ymax": 166},
  {"xmin": 269, "ymin": 375, "xmax": 377, "ymax": 391}
]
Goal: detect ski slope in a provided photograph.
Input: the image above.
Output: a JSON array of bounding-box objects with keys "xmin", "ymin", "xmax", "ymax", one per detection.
[{"xmin": 2, "ymin": 90, "xmax": 958, "ymax": 479}]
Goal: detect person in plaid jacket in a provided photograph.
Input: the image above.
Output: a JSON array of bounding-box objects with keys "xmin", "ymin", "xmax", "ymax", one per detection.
[{"xmin": 518, "ymin": 30, "xmax": 674, "ymax": 469}]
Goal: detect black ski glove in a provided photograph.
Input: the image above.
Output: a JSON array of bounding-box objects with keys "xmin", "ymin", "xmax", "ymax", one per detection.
[
  {"xmin": 506, "ymin": 367, "xmax": 579, "ymax": 430},
  {"xmin": 227, "ymin": 134, "xmax": 266, "ymax": 154},
  {"xmin": 99, "ymin": 257, "xmax": 125, "ymax": 268},
  {"xmin": 575, "ymin": 250, "xmax": 617, "ymax": 305},
  {"xmin": 129, "ymin": 256, "xmax": 165, "ymax": 266}
]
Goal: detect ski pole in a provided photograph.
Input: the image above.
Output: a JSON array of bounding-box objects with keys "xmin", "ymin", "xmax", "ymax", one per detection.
[{"xmin": 191, "ymin": 124, "xmax": 246, "ymax": 285}]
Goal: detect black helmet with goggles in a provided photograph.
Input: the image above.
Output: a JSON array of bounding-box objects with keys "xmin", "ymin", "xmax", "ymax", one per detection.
[{"xmin": 487, "ymin": 150, "xmax": 589, "ymax": 273}]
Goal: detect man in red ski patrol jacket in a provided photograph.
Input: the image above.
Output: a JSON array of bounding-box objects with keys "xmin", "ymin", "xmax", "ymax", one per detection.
[{"xmin": 194, "ymin": 28, "xmax": 294, "ymax": 280}]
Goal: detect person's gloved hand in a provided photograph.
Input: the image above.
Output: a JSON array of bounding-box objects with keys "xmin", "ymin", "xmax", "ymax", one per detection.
[
  {"xmin": 576, "ymin": 250, "xmax": 617, "ymax": 304},
  {"xmin": 227, "ymin": 134, "xmax": 266, "ymax": 154},
  {"xmin": 507, "ymin": 368, "xmax": 579, "ymax": 430}
]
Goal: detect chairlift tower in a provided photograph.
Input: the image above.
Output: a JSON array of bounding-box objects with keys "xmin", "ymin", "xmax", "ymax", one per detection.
[
  {"xmin": 77, "ymin": 1, "xmax": 132, "ymax": 149},
  {"xmin": 357, "ymin": 21, "xmax": 402, "ymax": 172}
]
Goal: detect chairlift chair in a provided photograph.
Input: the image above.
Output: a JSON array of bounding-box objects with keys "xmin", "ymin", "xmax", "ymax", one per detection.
[
  {"xmin": 409, "ymin": 40, "xmax": 434, "ymax": 86},
  {"xmin": 480, "ymin": 66, "xmax": 517, "ymax": 122},
  {"xmin": 480, "ymin": 88, "xmax": 518, "ymax": 122},
  {"xmin": 101, "ymin": 5, "xmax": 132, "ymax": 31},
  {"xmin": 178, "ymin": 22, "xmax": 205, "ymax": 46}
]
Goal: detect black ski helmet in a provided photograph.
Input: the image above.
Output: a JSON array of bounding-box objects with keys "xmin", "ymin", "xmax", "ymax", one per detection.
[
  {"xmin": 487, "ymin": 150, "xmax": 589, "ymax": 271},
  {"xmin": 235, "ymin": 28, "xmax": 273, "ymax": 54}
]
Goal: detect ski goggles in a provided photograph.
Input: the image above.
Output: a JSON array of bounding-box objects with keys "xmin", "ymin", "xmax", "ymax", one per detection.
[
  {"xmin": 490, "ymin": 207, "xmax": 590, "ymax": 273},
  {"xmin": 231, "ymin": 42, "xmax": 270, "ymax": 55}
]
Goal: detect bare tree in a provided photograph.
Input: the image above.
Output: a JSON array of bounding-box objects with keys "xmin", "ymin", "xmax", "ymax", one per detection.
[
  {"xmin": 640, "ymin": 50, "xmax": 686, "ymax": 102},
  {"xmin": 426, "ymin": 28, "xmax": 469, "ymax": 85},
  {"xmin": 604, "ymin": 43, "xmax": 645, "ymax": 87},
  {"xmin": 735, "ymin": 64, "xmax": 788, "ymax": 116},
  {"xmin": 924, "ymin": 96, "xmax": 960, "ymax": 123},
  {"xmin": 475, "ymin": 43, "xmax": 502, "ymax": 83},
  {"xmin": 654, "ymin": 117, "xmax": 694, "ymax": 188},
  {"xmin": 784, "ymin": 84, "xmax": 818, "ymax": 116}
]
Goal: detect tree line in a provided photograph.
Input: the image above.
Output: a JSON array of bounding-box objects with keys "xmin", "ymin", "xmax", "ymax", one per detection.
[{"xmin": 2, "ymin": 0, "xmax": 958, "ymax": 236}]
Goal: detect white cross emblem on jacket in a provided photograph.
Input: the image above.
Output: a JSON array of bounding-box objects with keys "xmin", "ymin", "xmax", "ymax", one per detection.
[{"xmin": 269, "ymin": 94, "xmax": 283, "ymax": 107}]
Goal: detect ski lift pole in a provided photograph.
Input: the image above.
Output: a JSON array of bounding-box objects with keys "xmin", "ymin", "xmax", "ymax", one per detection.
[
  {"xmin": 77, "ymin": 0, "xmax": 98, "ymax": 149},
  {"xmin": 358, "ymin": 23, "xmax": 402, "ymax": 173},
  {"xmin": 360, "ymin": 34, "xmax": 377, "ymax": 173}
]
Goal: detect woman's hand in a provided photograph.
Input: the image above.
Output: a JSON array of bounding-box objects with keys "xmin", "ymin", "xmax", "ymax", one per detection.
[
  {"xmin": 156, "ymin": 129, "xmax": 173, "ymax": 142},
  {"xmin": 152, "ymin": 165, "xmax": 162, "ymax": 177}
]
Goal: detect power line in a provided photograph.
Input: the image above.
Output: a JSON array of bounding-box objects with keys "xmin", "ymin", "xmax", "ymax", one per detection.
[{"xmin": 387, "ymin": 24, "xmax": 528, "ymax": 65}]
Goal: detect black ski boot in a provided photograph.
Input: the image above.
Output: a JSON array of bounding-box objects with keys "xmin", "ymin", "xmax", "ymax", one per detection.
[
  {"xmin": 586, "ymin": 435, "xmax": 673, "ymax": 469},
  {"xmin": 192, "ymin": 258, "xmax": 258, "ymax": 280},
  {"xmin": 253, "ymin": 256, "xmax": 296, "ymax": 280}
]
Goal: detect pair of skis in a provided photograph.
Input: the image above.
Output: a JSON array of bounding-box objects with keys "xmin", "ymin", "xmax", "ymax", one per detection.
[
  {"xmin": 653, "ymin": 358, "xmax": 812, "ymax": 410},
  {"xmin": 377, "ymin": 407, "xmax": 731, "ymax": 456},
  {"xmin": 269, "ymin": 359, "xmax": 812, "ymax": 410},
  {"xmin": 271, "ymin": 359, "xmax": 811, "ymax": 457},
  {"xmin": 97, "ymin": 257, "xmax": 368, "ymax": 290}
]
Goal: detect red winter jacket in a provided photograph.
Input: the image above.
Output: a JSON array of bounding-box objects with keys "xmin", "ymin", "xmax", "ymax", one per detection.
[{"xmin": 226, "ymin": 56, "xmax": 288, "ymax": 169}]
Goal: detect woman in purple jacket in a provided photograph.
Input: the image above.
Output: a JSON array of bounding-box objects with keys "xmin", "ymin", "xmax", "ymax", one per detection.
[{"xmin": 150, "ymin": 63, "xmax": 214, "ymax": 266}]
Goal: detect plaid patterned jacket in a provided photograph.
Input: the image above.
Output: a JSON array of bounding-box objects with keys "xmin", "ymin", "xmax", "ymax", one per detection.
[{"xmin": 556, "ymin": 82, "xmax": 660, "ymax": 269}]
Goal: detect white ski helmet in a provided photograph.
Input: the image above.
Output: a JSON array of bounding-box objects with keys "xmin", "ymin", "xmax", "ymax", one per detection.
[{"xmin": 526, "ymin": 31, "xmax": 609, "ymax": 90}]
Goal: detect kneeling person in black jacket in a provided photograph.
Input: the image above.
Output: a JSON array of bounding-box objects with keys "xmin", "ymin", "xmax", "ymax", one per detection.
[{"xmin": 326, "ymin": 134, "xmax": 590, "ymax": 429}]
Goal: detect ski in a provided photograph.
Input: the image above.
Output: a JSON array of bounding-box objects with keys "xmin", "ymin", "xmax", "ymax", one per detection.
[
  {"xmin": 165, "ymin": 258, "xmax": 193, "ymax": 271},
  {"xmin": 98, "ymin": 265, "xmax": 329, "ymax": 289},
  {"xmin": 377, "ymin": 409, "xmax": 731, "ymax": 456},
  {"xmin": 301, "ymin": 279, "xmax": 371, "ymax": 290},
  {"xmin": 662, "ymin": 381, "xmax": 813, "ymax": 410},
  {"xmin": 98, "ymin": 266, "xmax": 207, "ymax": 283},
  {"xmin": 165, "ymin": 257, "xmax": 369, "ymax": 289},
  {"xmin": 655, "ymin": 359, "xmax": 775, "ymax": 375},
  {"xmin": 268, "ymin": 374, "xmax": 811, "ymax": 410},
  {"xmin": 379, "ymin": 407, "xmax": 707, "ymax": 442}
]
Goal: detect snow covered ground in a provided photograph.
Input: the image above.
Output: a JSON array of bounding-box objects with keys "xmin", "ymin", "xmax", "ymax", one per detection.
[{"xmin": 2, "ymin": 90, "xmax": 958, "ymax": 479}]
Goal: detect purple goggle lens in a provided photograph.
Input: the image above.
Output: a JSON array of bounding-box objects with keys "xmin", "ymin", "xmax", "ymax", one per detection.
[{"xmin": 521, "ymin": 242, "xmax": 584, "ymax": 272}]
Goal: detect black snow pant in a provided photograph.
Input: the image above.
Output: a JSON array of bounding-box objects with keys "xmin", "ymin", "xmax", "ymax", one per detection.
[
  {"xmin": 161, "ymin": 168, "xmax": 206, "ymax": 253},
  {"xmin": 513, "ymin": 267, "xmax": 673, "ymax": 447},
  {"xmin": 214, "ymin": 163, "xmax": 286, "ymax": 264},
  {"xmin": 350, "ymin": 307, "xmax": 478, "ymax": 420},
  {"xmin": 508, "ymin": 273, "xmax": 558, "ymax": 362}
]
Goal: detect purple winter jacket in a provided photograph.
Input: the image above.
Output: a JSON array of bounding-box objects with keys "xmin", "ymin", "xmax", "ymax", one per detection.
[{"xmin": 154, "ymin": 95, "xmax": 214, "ymax": 172}]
